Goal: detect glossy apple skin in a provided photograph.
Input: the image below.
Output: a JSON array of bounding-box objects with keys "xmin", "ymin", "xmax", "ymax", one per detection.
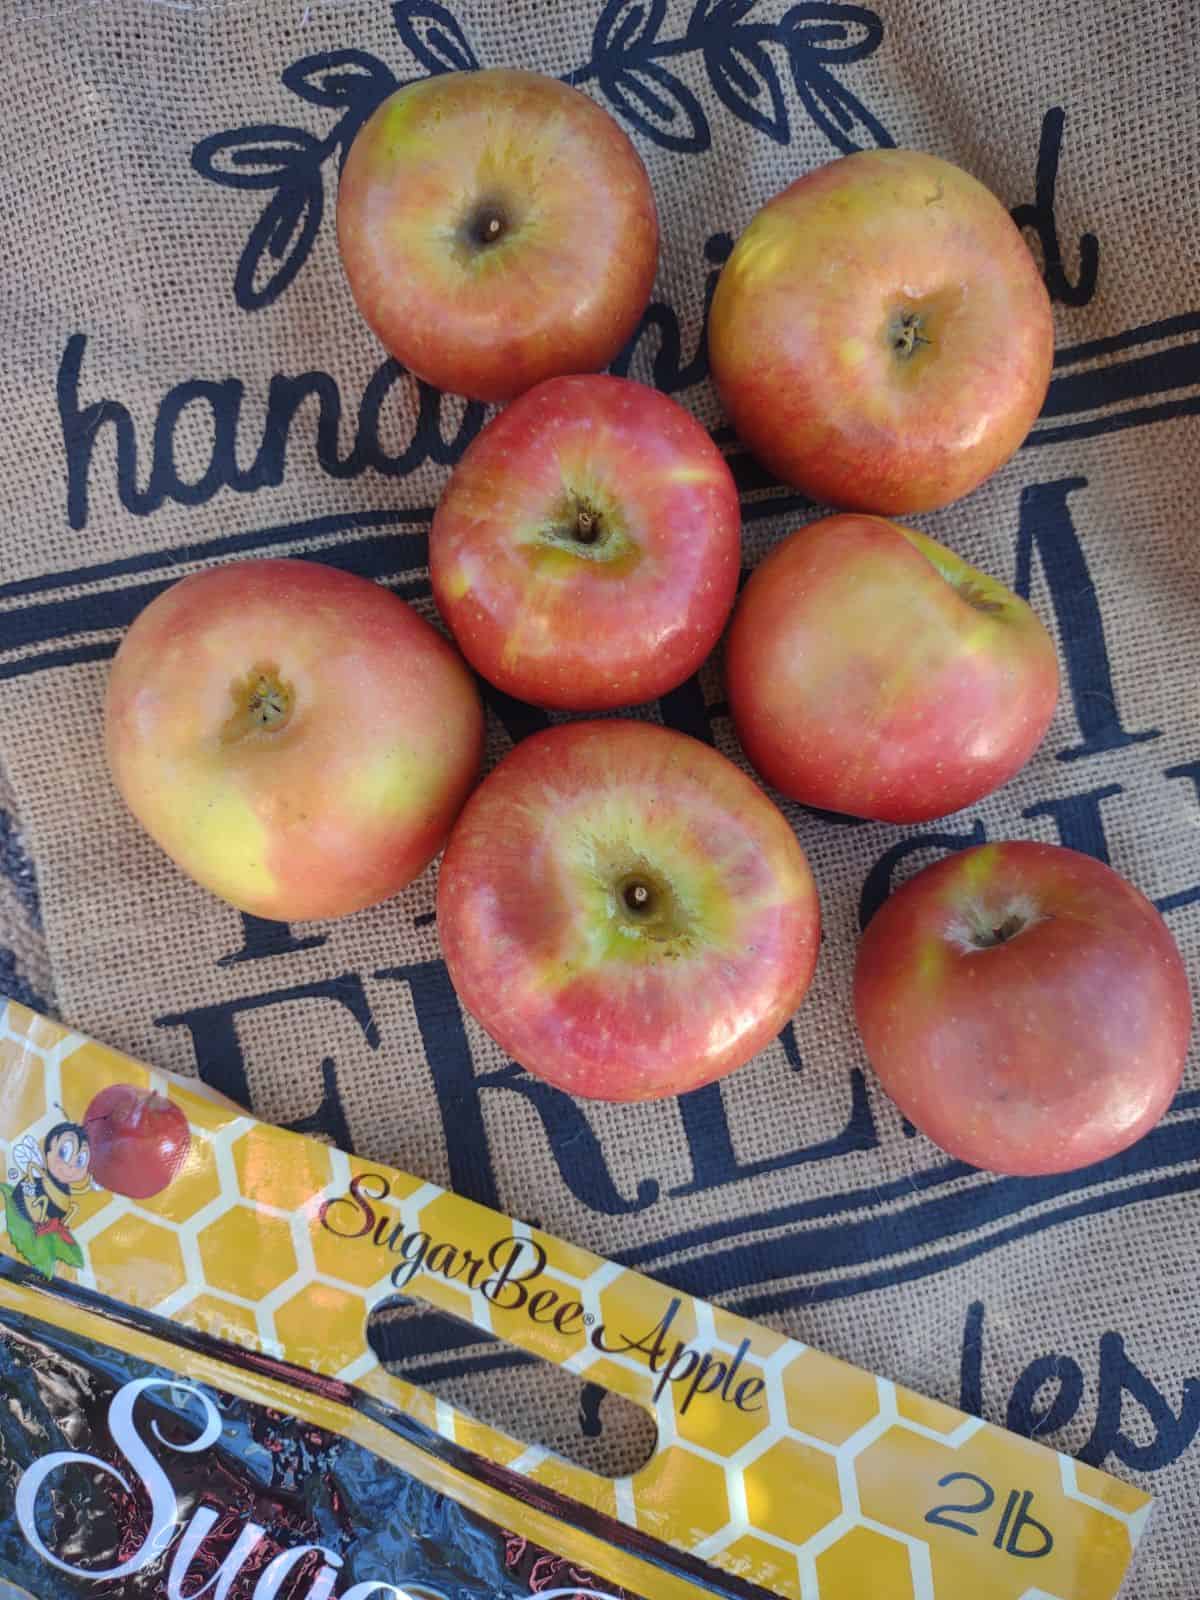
[
  {"xmin": 337, "ymin": 68, "xmax": 659, "ymax": 403},
  {"xmin": 725, "ymin": 514, "xmax": 1059, "ymax": 822},
  {"xmin": 84, "ymin": 1084, "xmax": 191, "ymax": 1199},
  {"xmin": 709, "ymin": 149, "xmax": 1054, "ymax": 513},
  {"xmin": 854, "ymin": 842, "xmax": 1192, "ymax": 1175},
  {"xmin": 430, "ymin": 375, "xmax": 741, "ymax": 710},
  {"xmin": 105, "ymin": 559, "xmax": 483, "ymax": 921},
  {"xmin": 437, "ymin": 720, "xmax": 820, "ymax": 1101}
]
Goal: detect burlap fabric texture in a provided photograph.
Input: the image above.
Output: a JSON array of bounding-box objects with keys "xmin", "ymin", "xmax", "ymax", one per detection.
[{"xmin": 2, "ymin": 1, "xmax": 1198, "ymax": 1592}]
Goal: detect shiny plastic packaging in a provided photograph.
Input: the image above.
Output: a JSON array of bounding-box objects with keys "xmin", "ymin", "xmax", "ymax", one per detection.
[{"xmin": 0, "ymin": 1003, "xmax": 1150, "ymax": 1598}]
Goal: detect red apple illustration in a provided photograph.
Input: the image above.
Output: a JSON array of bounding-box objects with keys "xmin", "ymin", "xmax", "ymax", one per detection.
[{"xmin": 84, "ymin": 1084, "xmax": 192, "ymax": 1199}]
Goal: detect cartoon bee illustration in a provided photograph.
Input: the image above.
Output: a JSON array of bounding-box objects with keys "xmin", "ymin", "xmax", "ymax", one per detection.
[{"xmin": 1, "ymin": 1121, "xmax": 94, "ymax": 1279}]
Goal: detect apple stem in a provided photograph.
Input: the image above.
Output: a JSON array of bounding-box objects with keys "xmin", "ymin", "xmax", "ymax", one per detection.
[
  {"xmin": 466, "ymin": 201, "xmax": 507, "ymax": 248},
  {"xmin": 954, "ymin": 579, "xmax": 1006, "ymax": 616},
  {"xmin": 623, "ymin": 880, "xmax": 653, "ymax": 913},
  {"xmin": 974, "ymin": 912, "xmax": 1027, "ymax": 948}
]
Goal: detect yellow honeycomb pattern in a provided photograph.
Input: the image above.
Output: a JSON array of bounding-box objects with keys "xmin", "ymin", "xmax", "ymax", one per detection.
[{"xmin": 0, "ymin": 1001, "xmax": 1149, "ymax": 1600}]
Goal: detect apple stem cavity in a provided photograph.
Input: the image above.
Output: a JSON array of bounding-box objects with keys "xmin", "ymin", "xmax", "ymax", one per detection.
[
  {"xmin": 973, "ymin": 912, "xmax": 1027, "ymax": 948},
  {"xmin": 574, "ymin": 507, "xmax": 601, "ymax": 545},
  {"xmin": 465, "ymin": 200, "xmax": 508, "ymax": 250},
  {"xmin": 891, "ymin": 310, "xmax": 932, "ymax": 359},
  {"xmin": 610, "ymin": 866, "xmax": 695, "ymax": 948},
  {"xmin": 539, "ymin": 495, "xmax": 618, "ymax": 559},
  {"xmin": 222, "ymin": 664, "xmax": 294, "ymax": 742},
  {"xmin": 953, "ymin": 579, "xmax": 1006, "ymax": 615},
  {"xmin": 951, "ymin": 895, "xmax": 1044, "ymax": 953},
  {"xmin": 623, "ymin": 878, "xmax": 653, "ymax": 914},
  {"xmin": 249, "ymin": 676, "xmax": 289, "ymax": 728},
  {"xmin": 914, "ymin": 541, "xmax": 1007, "ymax": 617}
]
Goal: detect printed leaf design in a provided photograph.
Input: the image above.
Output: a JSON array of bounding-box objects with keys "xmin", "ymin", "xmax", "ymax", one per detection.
[
  {"xmin": 781, "ymin": 2, "xmax": 885, "ymax": 65},
  {"xmin": 593, "ymin": 0, "xmax": 668, "ymax": 55},
  {"xmin": 598, "ymin": 61, "xmax": 711, "ymax": 152},
  {"xmin": 191, "ymin": 124, "xmax": 323, "ymax": 190},
  {"xmin": 706, "ymin": 37, "xmax": 789, "ymax": 142},
  {"xmin": 234, "ymin": 179, "xmax": 325, "ymax": 310},
  {"xmin": 192, "ymin": 128, "xmax": 326, "ymax": 309},
  {"xmin": 791, "ymin": 62, "xmax": 894, "ymax": 151},
  {"xmin": 392, "ymin": 1, "xmax": 480, "ymax": 73},
  {"xmin": 688, "ymin": 0, "xmax": 758, "ymax": 29},
  {"xmin": 191, "ymin": 125, "xmax": 325, "ymax": 308},
  {"xmin": 281, "ymin": 48, "xmax": 397, "ymax": 108}
]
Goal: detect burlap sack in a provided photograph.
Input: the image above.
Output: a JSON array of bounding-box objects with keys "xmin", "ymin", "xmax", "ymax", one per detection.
[{"xmin": 2, "ymin": 0, "xmax": 1197, "ymax": 1590}]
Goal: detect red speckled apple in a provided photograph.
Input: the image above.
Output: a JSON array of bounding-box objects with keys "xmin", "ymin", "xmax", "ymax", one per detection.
[
  {"xmin": 105, "ymin": 559, "xmax": 483, "ymax": 921},
  {"xmin": 437, "ymin": 720, "xmax": 821, "ymax": 1101},
  {"xmin": 709, "ymin": 149, "xmax": 1053, "ymax": 513},
  {"xmin": 337, "ymin": 68, "xmax": 659, "ymax": 403},
  {"xmin": 854, "ymin": 842, "xmax": 1192, "ymax": 1175},
  {"xmin": 84, "ymin": 1084, "xmax": 191, "ymax": 1199},
  {"xmin": 431, "ymin": 375, "xmax": 741, "ymax": 710},
  {"xmin": 725, "ymin": 514, "xmax": 1059, "ymax": 822}
]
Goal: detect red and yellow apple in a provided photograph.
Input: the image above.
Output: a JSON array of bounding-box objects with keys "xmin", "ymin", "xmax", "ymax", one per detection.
[
  {"xmin": 854, "ymin": 842, "xmax": 1192, "ymax": 1175},
  {"xmin": 430, "ymin": 375, "xmax": 741, "ymax": 710},
  {"xmin": 437, "ymin": 719, "xmax": 820, "ymax": 1101},
  {"xmin": 725, "ymin": 514, "xmax": 1059, "ymax": 822},
  {"xmin": 709, "ymin": 149, "xmax": 1054, "ymax": 513},
  {"xmin": 105, "ymin": 559, "xmax": 483, "ymax": 921},
  {"xmin": 337, "ymin": 68, "xmax": 659, "ymax": 403}
]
